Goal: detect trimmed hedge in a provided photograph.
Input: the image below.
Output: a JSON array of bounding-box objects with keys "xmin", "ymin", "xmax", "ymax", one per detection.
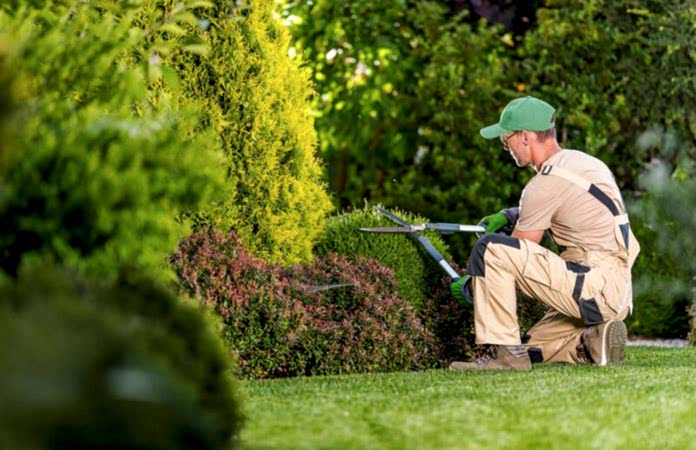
[
  {"xmin": 314, "ymin": 205, "xmax": 452, "ymax": 309},
  {"xmin": 171, "ymin": 228, "xmax": 438, "ymax": 379},
  {"xmin": 0, "ymin": 266, "xmax": 243, "ymax": 450}
]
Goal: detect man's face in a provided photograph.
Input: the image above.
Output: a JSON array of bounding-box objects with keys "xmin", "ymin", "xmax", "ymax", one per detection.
[{"xmin": 501, "ymin": 131, "xmax": 531, "ymax": 168}]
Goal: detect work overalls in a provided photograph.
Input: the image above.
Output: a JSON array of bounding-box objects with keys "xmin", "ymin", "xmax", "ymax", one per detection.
[{"xmin": 468, "ymin": 165, "xmax": 640, "ymax": 364}]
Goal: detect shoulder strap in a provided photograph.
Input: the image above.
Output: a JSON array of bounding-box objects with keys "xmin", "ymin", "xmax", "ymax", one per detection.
[{"xmin": 539, "ymin": 165, "xmax": 625, "ymax": 216}]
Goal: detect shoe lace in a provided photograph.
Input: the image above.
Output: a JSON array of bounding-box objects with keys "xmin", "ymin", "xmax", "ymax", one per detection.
[{"xmin": 474, "ymin": 345, "xmax": 499, "ymax": 365}]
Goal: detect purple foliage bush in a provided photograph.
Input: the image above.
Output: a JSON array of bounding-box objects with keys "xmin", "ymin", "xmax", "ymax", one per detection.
[{"xmin": 170, "ymin": 228, "xmax": 437, "ymax": 379}]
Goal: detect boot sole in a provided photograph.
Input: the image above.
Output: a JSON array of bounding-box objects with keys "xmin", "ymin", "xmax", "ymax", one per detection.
[{"xmin": 601, "ymin": 320, "xmax": 627, "ymax": 366}]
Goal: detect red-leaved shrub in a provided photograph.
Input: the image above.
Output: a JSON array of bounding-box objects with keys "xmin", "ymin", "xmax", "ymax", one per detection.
[{"xmin": 170, "ymin": 228, "xmax": 437, "ymax": 379}]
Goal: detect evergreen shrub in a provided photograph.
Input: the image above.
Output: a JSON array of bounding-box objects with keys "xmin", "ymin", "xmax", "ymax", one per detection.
[
  {"xmin": 314, "ymin": 205, "xmax": 452, "ymax": 309},
  {"xmin": 130, "ymin": 0, "xmax": 333, "ymax": 265},
  {"xmin": 170, "ymin": 228, "xmax": 437, "ymax": 379},
  {"xmin": 0, "ymin": 266, "xmax": 243, "ymax": 450},
  {"xmin": 0, "ymin": 2, "xmax": 224, "ymax": 281}
]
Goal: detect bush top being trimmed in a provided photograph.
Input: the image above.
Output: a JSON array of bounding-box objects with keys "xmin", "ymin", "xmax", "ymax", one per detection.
[{"xmin": 314, "ymin": 204, "xmax": 454, "ymax": 309}]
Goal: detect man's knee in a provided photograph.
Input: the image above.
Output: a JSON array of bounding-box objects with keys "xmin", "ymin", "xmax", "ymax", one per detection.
[{"xmin": 468, "ymin": 234, "xmax": 521, "ymax": 277}]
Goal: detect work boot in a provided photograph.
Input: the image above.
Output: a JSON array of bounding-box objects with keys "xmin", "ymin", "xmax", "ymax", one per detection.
[
  {"xmin": 449, "ymin": 345, "xmax": 532, "ymax": 371},
  {"xmin": 581, "ymin": 320, "xmax": 627, "ymax": 366}
]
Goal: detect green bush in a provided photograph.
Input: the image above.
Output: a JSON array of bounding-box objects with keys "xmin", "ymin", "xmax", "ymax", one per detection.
[
  {"xmin": 128, "ymin": 0, "xmax": 333, "ymax": 265},
  {"xmin": 314, "ymin": 205, "xmax": 453, "ymax": 309},
  {"xmin": 0, "ymin": 266, "xmax": 243, "ymax": 449},
  {"xmin": 0, "ymin": 2, "xmax": 224, "ymax": 281}
]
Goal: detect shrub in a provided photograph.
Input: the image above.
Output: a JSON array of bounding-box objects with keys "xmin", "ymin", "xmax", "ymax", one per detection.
[
  {"xmin": 0, "ymin": 266, "xmax": 243, "ymax": 450},
  {"xmin": 314, "ymin": 204, "xmax": 453, "ymax": 309},
  {"xmin": 0, "ymin": 2, "xmax": 224, "ymax": 281},
  {"xmin": 127, "ymin": 0, "xmax": 333, "ymax": 265},
  {"xmin": 170, "ymin": 228, "xmax": 437, "ymax": 378},
  {"xmin": 283, "ymin": 253, "xmax": 437, "ymax": 374}
]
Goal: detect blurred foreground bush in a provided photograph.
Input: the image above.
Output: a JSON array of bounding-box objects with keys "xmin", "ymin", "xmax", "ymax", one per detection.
[
  {"xmin": 0, "ymin": 2, "xmax": 224, "ymax": 282},
  {"xmin": 171, "ymin": 228, "xmax": 437, "ymax": 378},
  {"xmin": 0, "ymin": 266, "xmax": 242, "ymax": 449}
]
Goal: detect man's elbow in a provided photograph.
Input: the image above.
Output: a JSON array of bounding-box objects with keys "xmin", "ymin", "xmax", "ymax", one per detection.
[{"xmin": 511, "ymin": 229, "xmax": 544, "ymax": 244}]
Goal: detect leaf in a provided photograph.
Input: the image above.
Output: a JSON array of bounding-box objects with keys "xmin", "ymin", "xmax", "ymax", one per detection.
[
  {"xmin": 181, "ymin": 44, "xmax": 209, "ymax": 55},
  {"xmin": 158, "ymin": 23, "xmax": 186, "ymax": 36},
  {"xmin": 161, "ymin": 65, "xmax": 181, "ymax": 92},
  {"xmin": 187, "ymin": 1, "xmax": 215, "ymax": 9}
]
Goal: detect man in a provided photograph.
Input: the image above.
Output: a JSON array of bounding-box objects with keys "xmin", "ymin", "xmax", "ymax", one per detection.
[{"xmin": 449, "ymin": 96, "xmax": 640, "ymax": 370}]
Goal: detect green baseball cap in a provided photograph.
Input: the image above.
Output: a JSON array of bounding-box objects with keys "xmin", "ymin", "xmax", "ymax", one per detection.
[{"xmin": 480, "ymin": 96, "xmax": 556, "ymax": 139}]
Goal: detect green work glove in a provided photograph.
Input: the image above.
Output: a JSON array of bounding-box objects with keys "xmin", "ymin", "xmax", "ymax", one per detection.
[
  {"xmin": 450, "ymin": 275, "xmax": 473, "ymax": 306},
  {"xmin": 478, "ymin": 207, "xmax": 519, "ymax": 235}
]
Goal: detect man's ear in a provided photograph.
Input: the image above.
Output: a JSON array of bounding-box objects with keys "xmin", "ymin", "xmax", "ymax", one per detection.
[{"xmin": 521, "ymin": 130, "xmax": 530, "ymax": 146}]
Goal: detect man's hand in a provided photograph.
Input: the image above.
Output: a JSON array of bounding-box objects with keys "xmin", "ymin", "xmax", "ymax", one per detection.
[
  {"xmin": 478, "ymin": 207, "xmax": 519, "ymax": 235},
  {"xmin": 450, "ymin": 275, "xmax": 473, "ymax": 305}
]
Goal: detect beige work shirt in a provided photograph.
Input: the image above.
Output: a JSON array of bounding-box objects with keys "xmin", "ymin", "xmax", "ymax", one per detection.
[{"xmin": 516, "ymin": 149, "xmax": 626, "ymax": 262}]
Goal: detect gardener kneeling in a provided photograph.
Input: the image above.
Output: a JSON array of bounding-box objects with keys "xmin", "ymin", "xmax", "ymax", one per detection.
[{"xmin": 449, "ymin": 97, "xmax": 640, "ymax": 370}]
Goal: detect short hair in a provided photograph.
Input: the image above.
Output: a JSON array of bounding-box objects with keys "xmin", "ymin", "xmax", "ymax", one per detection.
[{"xmin": 533, "ymin": 128, "xmax": 556, "ymax": 142}]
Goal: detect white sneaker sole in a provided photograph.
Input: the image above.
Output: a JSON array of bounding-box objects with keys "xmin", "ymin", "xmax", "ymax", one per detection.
[{"xmin": 600, "ymin": 320, "xmax": 627, "ymax": 366}]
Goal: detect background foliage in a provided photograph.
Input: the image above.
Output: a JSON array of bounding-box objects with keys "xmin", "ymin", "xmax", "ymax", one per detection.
[{"xmin": 286, "ymin": 0, "xmax": 696, "ymax": 338}]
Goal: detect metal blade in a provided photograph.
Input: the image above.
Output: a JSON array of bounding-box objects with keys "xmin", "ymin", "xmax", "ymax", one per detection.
[
  {"xmin": 370, "ymin": 205, "xmax": 461, "ymax": 280},
  {"xmin": 373, "ymin": 205, "xmax": 410, "ymax": 227},
  {"xmin": 360, "ymin": 227, "xmax": 420, "ymax": 233}
]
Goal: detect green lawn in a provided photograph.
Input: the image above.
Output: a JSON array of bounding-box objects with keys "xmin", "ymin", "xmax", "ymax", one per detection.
[{"xmin": 238, "ymin": 346, "xmax": 696, "ymax": 450}]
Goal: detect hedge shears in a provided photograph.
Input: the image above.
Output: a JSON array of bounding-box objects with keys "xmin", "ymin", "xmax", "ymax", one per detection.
[{"xmin": 360, "ymin": 206, "xmax": 483, "ymax": 281}]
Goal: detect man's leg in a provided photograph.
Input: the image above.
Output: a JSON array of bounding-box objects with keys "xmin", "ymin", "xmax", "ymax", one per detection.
[
  {"xmin": 523, "ymin": 311, "xmax": 587, "ymax": 364},
  {"xmin": 467, "ymin": 234, "xmax": 582, "ymax": 346},
  {"xmin": 524, "ymin": 309, "xmax": 631, "ymax": 365}
]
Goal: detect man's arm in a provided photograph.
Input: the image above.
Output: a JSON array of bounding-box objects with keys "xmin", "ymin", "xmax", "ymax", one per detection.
[{"xmin": 512, "ymin": 228, "xmax": 544, "ymax": 244}]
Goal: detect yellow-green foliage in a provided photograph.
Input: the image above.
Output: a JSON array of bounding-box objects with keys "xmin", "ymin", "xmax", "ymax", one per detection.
[{"xmin": 131, "ymin": 0, "xmax": 333, "ymax": 265}]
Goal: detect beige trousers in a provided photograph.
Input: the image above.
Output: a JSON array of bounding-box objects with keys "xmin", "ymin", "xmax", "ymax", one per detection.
[{"xmin": 468, "ymin": 234, "xmax": 630, "ymax": 364}]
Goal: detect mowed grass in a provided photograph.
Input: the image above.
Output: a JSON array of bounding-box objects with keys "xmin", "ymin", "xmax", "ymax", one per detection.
[{"xmin": 237, "ymin": 347, "xmax": 696, "ymax": 450}]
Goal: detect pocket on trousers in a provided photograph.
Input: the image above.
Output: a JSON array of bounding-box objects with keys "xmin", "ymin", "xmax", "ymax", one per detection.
[
  {"xmin": 599, "ymin": 274, "xmax": 625, "ymax": 315},
  {"xmin": 523, "ymin": 246, "xmax": 569, "ymax": 292}
]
